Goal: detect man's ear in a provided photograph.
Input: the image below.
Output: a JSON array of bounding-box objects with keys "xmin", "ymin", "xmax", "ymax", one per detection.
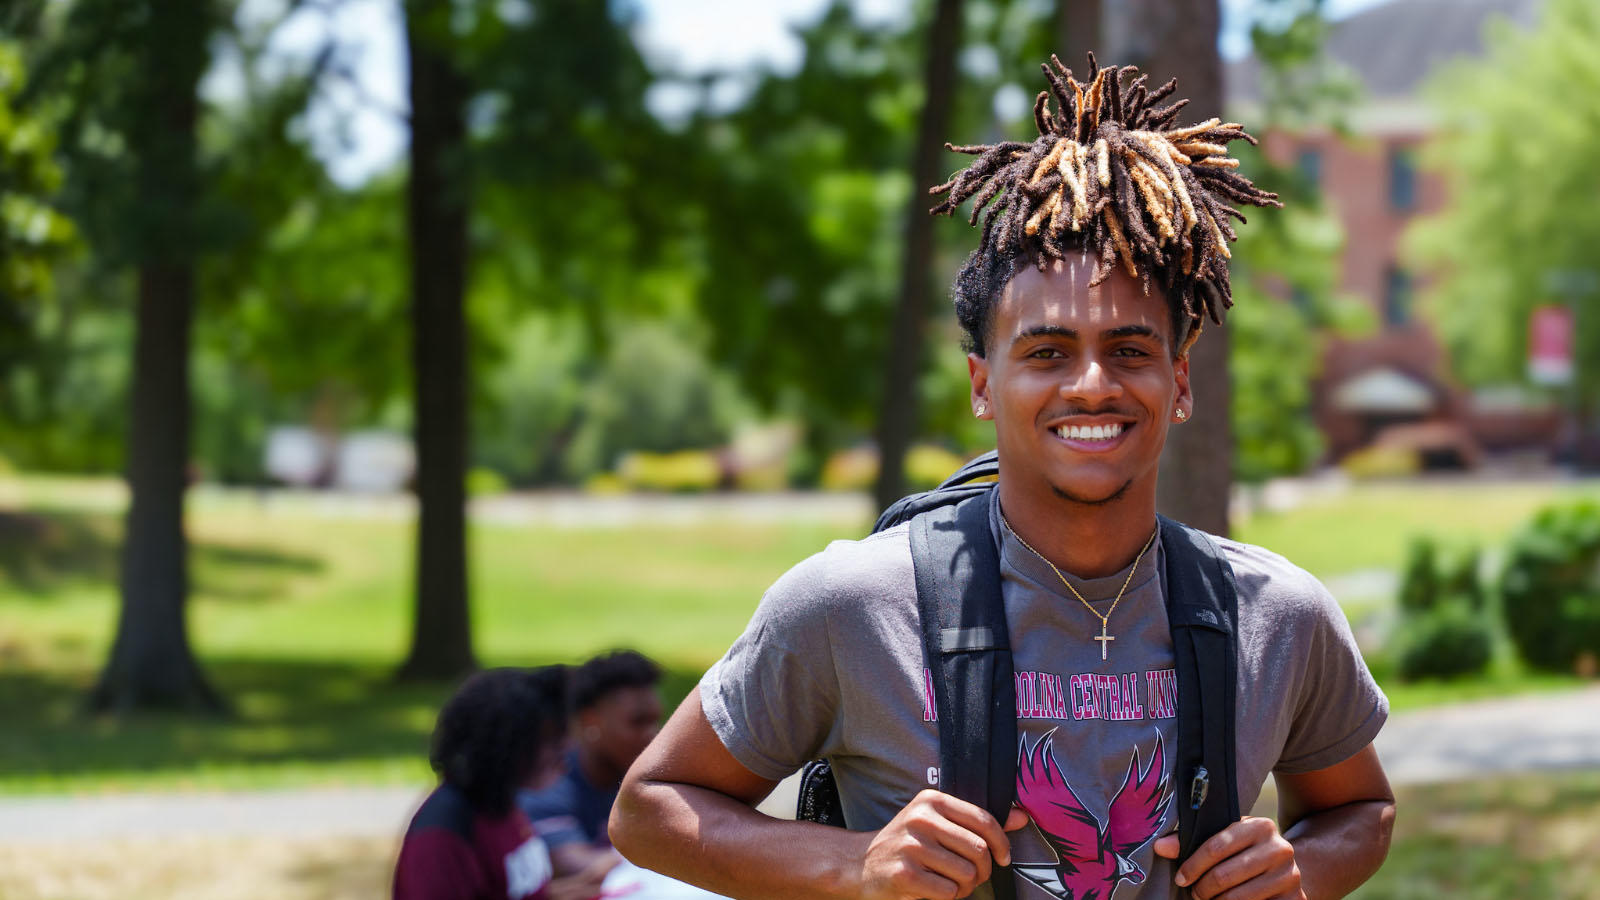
[
  {"xmin": 1172, "ymin": 353, "xmax": 1193, "ymax": 423},
  {"xmin": 968, "ymin": 352, "xmax": 991, "ymax": 419},
  {"xmin": 577, "ymin": 706, "xmax": 602, "ymax": 741}
]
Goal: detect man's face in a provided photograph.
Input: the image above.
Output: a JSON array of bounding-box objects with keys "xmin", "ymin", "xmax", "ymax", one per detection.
[
  {"xmin": 968, "ymin": 253, "xmax": 1191, "ymax": 507},
  {"xmin": 580, "ymin": 685, "xmax": 662, "ymax": 774}
]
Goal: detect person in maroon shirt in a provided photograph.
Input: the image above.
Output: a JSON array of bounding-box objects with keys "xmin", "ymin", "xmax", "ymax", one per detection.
[{"xmin": 395, "ymin": 666, "xmax": 612, "ymax": 900}]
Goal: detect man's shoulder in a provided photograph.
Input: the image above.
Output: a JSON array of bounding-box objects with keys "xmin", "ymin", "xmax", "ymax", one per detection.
[
  {"xmin": 519, "ymin": 770, "xmax": 581, "ymax": 817},
  {"xmin": 768, "ymin": 522, "xmax": 915, "ymax": 605},
  {"xmin": 1206, "ymin": 534, "xmax": 1341, "ymax": 623},
  {"xmin": 408, "ymin": 783, "xmax": 477, "ymax": 841}
]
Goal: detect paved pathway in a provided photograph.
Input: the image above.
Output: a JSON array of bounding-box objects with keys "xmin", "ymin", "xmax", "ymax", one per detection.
[{"xmin": 2, "ymin": 686, "xmax": 1597, "ymax": 844}]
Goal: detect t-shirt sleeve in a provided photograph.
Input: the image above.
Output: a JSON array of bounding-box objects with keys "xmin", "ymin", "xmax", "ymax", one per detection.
[
  {"xmin": 517, "ymin": 786, "xmax": 587, "ymax": 850},
  {"xmin": 393, "ymin": 828, "xmax": 486, "ymax": 900},
  {"xmin": 698, "ymin": 539, "xmax": 875, "ymax": 782},
  {"xmin": 1273, "ymin": 570, "xmax": 1389, "ymax": 774}
]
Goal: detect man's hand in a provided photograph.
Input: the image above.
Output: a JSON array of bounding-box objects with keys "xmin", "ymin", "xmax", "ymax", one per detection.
[
  {"xmin": 854, "ymin": 790, "xmax": 1030, "ymax": 900},
  {"xmin": 545, "ymin": 849, "xmax": 622, "ymax": 900},
  {"xmin": 1153, "ymin": 817, "xmax": 1305, "ymax": 900}
]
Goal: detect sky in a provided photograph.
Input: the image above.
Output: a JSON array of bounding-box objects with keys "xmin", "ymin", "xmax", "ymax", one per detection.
[{"xmin": 209, "ymin": 0, "xmax": 1399, "ymax": 187}]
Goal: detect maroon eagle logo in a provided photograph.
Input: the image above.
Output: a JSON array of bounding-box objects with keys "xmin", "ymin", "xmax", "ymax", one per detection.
[{"xmin": 1013, "ymin": 731, "xmax": 1173, "ymax": 900}]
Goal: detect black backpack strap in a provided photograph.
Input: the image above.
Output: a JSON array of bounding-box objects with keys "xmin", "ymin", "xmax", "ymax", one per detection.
[
  {"xmin": 1158, "ymin": 515, "xmax": 1242, "ymax": 864},
  {"xmin": 873, "ymin": 451, "xmax": 999, "ymax": 533},
  {"xmin": 910, "ymin": 494, "xmax": 1018, "ymax": 900}
]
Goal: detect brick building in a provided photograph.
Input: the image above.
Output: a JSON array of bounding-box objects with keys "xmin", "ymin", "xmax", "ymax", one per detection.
[{"xmin": 1226, "ymin": 0, "xmax": 1557, "ymax": 466}]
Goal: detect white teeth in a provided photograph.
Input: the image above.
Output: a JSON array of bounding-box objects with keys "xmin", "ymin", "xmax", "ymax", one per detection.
[{"xmin": 1057, "ymin": 423, "xmax": 1123, "ymax": 441}]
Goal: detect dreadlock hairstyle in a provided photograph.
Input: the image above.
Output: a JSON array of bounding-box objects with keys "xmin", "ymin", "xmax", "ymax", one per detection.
[{"xmin": 930, "ymin": 53, "xmax": 1283, "ymax": 358}]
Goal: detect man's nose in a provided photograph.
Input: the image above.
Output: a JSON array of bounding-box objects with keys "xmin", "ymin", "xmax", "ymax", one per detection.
[{"xmin": 1059, "ymin": 357, "xmax": 1123, "ymax": 404}]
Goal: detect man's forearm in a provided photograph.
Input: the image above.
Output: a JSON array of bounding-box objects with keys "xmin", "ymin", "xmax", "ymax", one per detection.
[
  {"xmin": 610, "ymin": 778, "xmax": 866, "ymax": 900},
  {"xmin": 1282, "ymin": 798, "xmax": 1396, "ymax": 899}
]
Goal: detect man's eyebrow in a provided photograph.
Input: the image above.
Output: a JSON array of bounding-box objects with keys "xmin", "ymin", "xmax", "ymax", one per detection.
[
  {"xmin": 1014, "ymin": 324, "xmax": 1078, "ymax": 344},
  {"xmin": 1104, "ymin": 324, "xmax": 1160, "ymax": 340}
]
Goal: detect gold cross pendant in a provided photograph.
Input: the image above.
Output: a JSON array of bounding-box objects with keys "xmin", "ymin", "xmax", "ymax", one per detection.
[{"xmin": 1093, "ymin": 622, "xmax": 1114, "ymax": 660}]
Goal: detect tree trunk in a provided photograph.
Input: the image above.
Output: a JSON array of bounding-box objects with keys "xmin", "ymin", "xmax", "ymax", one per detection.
[
  {"xmin": 1055, "ymin": 0, "xmax": 1103, "ymax": 72},
  {"xmin": 88, "ymin": 0, "xmax": 222, "ymax": 713},
  {"xmin": 872, "ymin": 0, "xmax": 965, "ymax": 514},
  {"xmin": 1108, "ymin": 0, "xmax": 1231, "ymax": 536},
  {"xmin": 398, "ymin": 0, "xmax": 476, "ymax": 681}
]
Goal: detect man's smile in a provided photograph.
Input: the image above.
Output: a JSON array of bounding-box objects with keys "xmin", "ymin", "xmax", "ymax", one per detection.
[{"xmin": 1048, "ymin": 417, "xmax": 1135, "ymax": 453}]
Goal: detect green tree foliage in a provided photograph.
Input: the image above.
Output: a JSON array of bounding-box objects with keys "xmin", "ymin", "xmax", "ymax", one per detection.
[
  {"xmin": 674, "ymin": 3, "xmax": 921, "ymax": 456},
  {"xmin": 1406, "ymin": 0, "xmax": 1600, "ymax": 396},
  {"xmin": 1222, "ymin": 0, "xmax": 1350, "ymax": 483},
  {"xmin": 0, "ymin": 39, "xmax": 76, "ymax": 380}
]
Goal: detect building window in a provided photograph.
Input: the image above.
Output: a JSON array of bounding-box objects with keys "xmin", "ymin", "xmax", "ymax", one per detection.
[
  {"xmin": 1296, "ymin": 148, "xmax": 1321, "ymax": 189},
  {"xmin": 1385, "ymin": 266, "xmax": 1412, "ymax": 326},
  {"xmin": 1389, "ymin": 146, "xmax": 1417, "ymax": 212}
]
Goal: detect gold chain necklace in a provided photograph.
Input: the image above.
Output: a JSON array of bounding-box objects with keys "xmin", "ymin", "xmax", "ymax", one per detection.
[{"xmin": 999, "ymin": 514, "xmax": 1158, "ymax": 661}]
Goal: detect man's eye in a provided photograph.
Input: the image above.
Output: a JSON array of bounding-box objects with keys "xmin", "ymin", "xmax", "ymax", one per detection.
[{"xmin": 1031, "ymin": 348, "xmax": 1063, "ymax": 359}]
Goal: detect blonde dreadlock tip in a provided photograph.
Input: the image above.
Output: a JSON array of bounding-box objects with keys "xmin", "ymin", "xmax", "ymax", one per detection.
[
  {"xmin": 1165, "ymin": 118, "xmax": 1222, "ymax": 141},
  {"xmin": 1176, "ymin": 141, "xmax": 1230, "ymax": 158},
  {"xmin": 1194, "ymin": 157, "xmax": 1241, "ymax": 169}
]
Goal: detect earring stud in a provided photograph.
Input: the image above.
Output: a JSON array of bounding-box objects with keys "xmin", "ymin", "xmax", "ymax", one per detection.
[
  {"xmin": 1176, "ymin": 409, "xmax": 1187, "ymax": 421},
  {"xmin": 975, "ymin": 403, "xmax": 986, "ymax": 417}
]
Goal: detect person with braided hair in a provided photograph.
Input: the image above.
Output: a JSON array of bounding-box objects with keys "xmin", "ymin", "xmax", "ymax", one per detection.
[{"xmin": 612, "ymin": 55, "xmax": 1393, "ymax": 900}]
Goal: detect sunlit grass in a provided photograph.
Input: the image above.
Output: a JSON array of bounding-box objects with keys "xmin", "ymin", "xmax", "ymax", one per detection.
[
  {"xmin": 1, "ymin": 770, "xmax": 1594, "ymax": 900},
  {"xmin": 1352, "ymin": 769, "xmax": 1600, "ymax": 899},
  {"xmin": 1234, "ymin": 476, "xmax": 1600, "ymax": 577},
  {"xmin": 1, "ymin": 472, "xmax": 1596, "ymax": 792}
]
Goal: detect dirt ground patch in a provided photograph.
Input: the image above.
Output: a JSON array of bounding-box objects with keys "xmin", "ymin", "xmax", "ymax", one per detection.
[{"xmin": 0, "ymin": 834, "xmax": 395, "ymax": 900}]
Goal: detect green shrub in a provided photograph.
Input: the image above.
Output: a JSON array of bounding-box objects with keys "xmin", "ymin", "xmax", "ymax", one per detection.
[
  {"xmin": 819, "ymin": 447, "xmax": 876, "ymax": 493},
  {"xmin": 1397, "ymin": 538, "xmax": 1439, "ymax": 614},
  {"xmin": 1500, "ymin": 501, "xmax": 1600, "ymax": 673},
  {"xmin": 467, "ymin": 467, "xmax": 508, "ymax": 498},
  {"xmin": 819, "ymin": 445, "xmax": 974, "ymax": 493},
  {"xmin": 1339, "ymin": 445, "xmax": 1419, "ymax": 480},
  {"xmin": 1397, "ymin": 605, "xmax": 1494, "ymax": 681},
  {"xmin": 906, "ymin": 445, "xmax": 967, "ymax": 492},
  {"xmin": 1438, "ymin": 543, "xmax": 1485, "ymax": 611},
  {"xmin": 1399, "ymin": 538, "xmax": 1485, "ymax": 614}
]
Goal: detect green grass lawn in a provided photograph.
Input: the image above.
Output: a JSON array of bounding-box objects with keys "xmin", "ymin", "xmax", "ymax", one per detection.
[
  {"xmin": 1352, "ymin": 769, "xmax": 1600, "ymax": 900},
  {"xmin": 1, "ymin": 473, "xmax": 1596, "ymax": 793},
  {"xmin": 1, "ymin": 770, "xmax": 1593, "ymax": 899}
]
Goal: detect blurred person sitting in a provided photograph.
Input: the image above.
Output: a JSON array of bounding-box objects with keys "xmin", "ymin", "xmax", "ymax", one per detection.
[
  {"xmin": 394, "ymin": 666, "xmax": 612, "ymax": 900},
  {"xmin": 520, "ymin": 650, "xmax": 662, "ymax": 875}
]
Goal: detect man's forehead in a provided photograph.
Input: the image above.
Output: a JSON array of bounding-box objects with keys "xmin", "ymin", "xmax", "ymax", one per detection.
[{"xmin": 998, "ymin": 260, "xmax": 1170, "ymax": 341}]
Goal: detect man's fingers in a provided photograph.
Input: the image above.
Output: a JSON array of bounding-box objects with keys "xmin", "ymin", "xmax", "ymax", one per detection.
[
  {"xmin": 911, "ymin": 830, "xmax": 988, "ymax": 892},
  {"xmin": 1175, "ymin": 818, "xmax": 1258, "ymax": 886},
  {"xmin": 1003, "ymin": 806, "xmax": 1031, "ymax": 832},
  {"xmin": 1173, "ymin": 818, "xmax": 1283, "ymax": 892},
  {"xmin": 917, "ymin": 791, "xmax": 1015, "ymax": 867},
  {"xmin": 1152, "ymin": 835, "xmax": 1179, "ymax": 859},
  {"xmin": 1187, "ymin": 840, "xmax": 1294, "ymax": 900}
]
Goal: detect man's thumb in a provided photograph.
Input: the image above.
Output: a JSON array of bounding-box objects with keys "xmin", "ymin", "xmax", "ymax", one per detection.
[
  {"xmin": 1004, "ymin": 806, "xmax": 1031, "ymax": 832},
  {"xmin": 1152, "ymin": 835, "xmax": 1179, "ymax": 859}
]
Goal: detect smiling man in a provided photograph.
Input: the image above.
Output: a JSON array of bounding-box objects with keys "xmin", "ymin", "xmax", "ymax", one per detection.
[{"xmin": 611, "ymin": 55, "xmax": 1394, "ymax": 900}]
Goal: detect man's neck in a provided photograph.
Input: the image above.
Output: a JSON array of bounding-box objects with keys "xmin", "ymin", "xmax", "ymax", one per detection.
[
  {"xmin": 997, "ymin": 478, "xmax": 1159, "ymax": 579},
  {"xmin": 577, "ymin": 748, "xmax": 623, "ymax": 792}
]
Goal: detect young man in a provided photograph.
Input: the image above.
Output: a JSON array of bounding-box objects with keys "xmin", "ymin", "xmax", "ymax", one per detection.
[
  {"xmin": 520, "ymin": 650, "xmax": 663, "ymax": 876},
  {"xmin": 610, "ymin": 56, "xmax": 1394, "ymax": 900}
]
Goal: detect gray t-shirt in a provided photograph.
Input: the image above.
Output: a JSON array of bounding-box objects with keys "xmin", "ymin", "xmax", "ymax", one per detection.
[{"xmin": 700, "ymin": 491, "xmax": 1387, "ymax": 900}]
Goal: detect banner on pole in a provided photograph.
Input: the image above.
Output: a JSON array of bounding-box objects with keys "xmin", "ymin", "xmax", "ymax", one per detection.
[{"xmin": 1529, "ymin": 305, "xmax": 1574, "ymax": 386}]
